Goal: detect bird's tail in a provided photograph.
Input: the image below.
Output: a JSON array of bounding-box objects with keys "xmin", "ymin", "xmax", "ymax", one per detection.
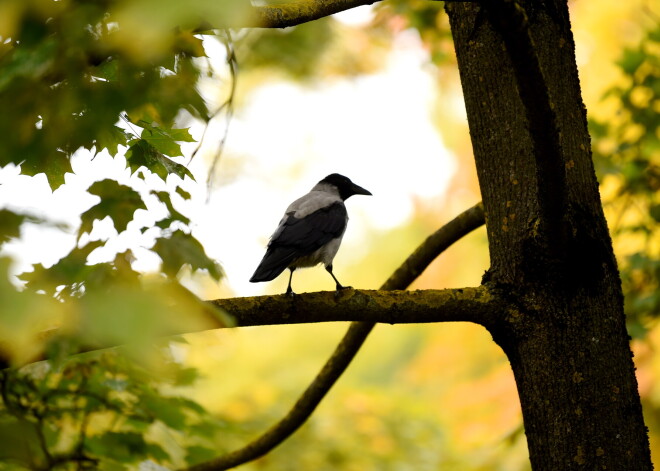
[{"xmin": 249, "ymin": 247, "xmax": 297, "ymax": 283}]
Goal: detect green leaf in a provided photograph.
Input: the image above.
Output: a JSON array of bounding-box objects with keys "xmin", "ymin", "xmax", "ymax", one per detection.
[
  {"xmin": 155, "ymin": 217, "xmax": 178, "ymax": 230},
  {"xmin": 588, "ymin": 119, "xmax": 609, "ymax": 139},
  {"xmin": 185, "ymin": 445, "xmax": 218, "ymax": 465},
  {"xmin": 20, "ymin": 241, "xmax": 105, "ymax": 294},
  {"xmin": 79, "ymin": 180, "xmax": 146, "ymax": 238},
  {"xmin": 176, "ymin": 186, "xmax": 192, "ymax": 200},
  {"xmin": 0, "ymin": 37, "xmax": 57, "ymax": 92},
  {"xmin": 86, "ymin": 431, "xmax": 149, "ymax": 463},
  {"xmin": 145, "ymin": 442, "xmax": 171, "ymax": 462},
  {"xmin": 97, "ymin": 460, "xmax": 129, "ymax": 471},
  {"xmin": 174, "ymin": 367, "xmax": 200, "ymax": 386},
  {"xmin": 95, "ymin": 125, "xmax": 129, "ymax": 156},
  {"xmin": 21, "ymin": 150, "xmax": 74, "ymax": 191},
  {"xmin": 76, "ymin": 278, "xmax": 219, "ymax": 352},
  {"xmin": 0, "ymin": 258, "xmax": 67, "ymax": 364},
  {"xmin": 650, "ymin": 204, "xmax": 660, "ymax": 223},
  {"xmin": 138, "ymin": 121, "xmax": 195, "ymax": 157},
  {"xmin": 649, "ymin": 28, "xmax": 660, "ymax": 43},
  {"xmin": 93, "ymin": 59, "xmax": 119, "ymax": 82},
  {"xmin": 0, "ymin": 416, "xmax": 45, "ymax": 463},
  {"xmin": 0, "ymin": 209, "xmax": 44, "ymax": 246},
  {"xmin": 152, "ymin": 190, "xmax": 190, "ymax": 225},
  {"xmin": 152, "ymin": 230, "xmax": 222, "ymax": 280},
  {"xmin": 616, "ymin": 47, "xmax": 647, "ymax": 75},
  {"xmin": 141, "ymin": 394, "xmax": 188, "ymax": 429},
  {"xmin": 189, "ymin": 420, "xmax": 222, "ymax": 438},
  {"xmin": 125, "ymin": 139, "xmax": 195, "ymax": 182}
]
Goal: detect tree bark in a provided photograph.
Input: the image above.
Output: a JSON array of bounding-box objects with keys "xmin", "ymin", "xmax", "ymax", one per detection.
[{"xmin": 446, "ymin": 1, "xmax": 652, "ymax": 470}]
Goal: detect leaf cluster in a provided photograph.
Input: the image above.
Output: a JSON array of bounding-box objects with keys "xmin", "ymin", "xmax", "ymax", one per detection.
[
  {"xmin": 0, "ymin": 352, "xmax": 224, "ymax": 470},
  {"xmin": 0, "ymin": 0, "xmax": 224, "ymax": 284},
  {"xmin": 0, "ymin": 1, "xmax": 233, "ymax": 467},
  {"xmin": 0, "ymin": 0, "xmax": 214, "ymax": 188}
]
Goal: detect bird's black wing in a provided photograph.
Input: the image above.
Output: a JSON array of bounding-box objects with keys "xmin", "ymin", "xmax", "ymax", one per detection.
[{"xmin": 250, "ymin": 202, "xmax": 348, "ymax": 282}]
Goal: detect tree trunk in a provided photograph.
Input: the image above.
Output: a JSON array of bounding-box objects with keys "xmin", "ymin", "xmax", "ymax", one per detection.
[{"xmin": 446, "ymin": 2, "xmax": 652, "ymax": 470}]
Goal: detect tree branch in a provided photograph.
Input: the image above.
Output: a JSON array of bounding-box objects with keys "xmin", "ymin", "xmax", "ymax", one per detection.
[
  {"xmin": 383, "ymin": 202, "xmax": 485, "ymax": 290},
  {"xmin": 182, "ymin": 202, "xmax": 487, "ymax": 471},
  {"xmin": 225, "ymin": 0, "xmax": 383, "ymax": 29},
  {"xmin": 213, "ymin": 287, "xmax": 498, "ymax": 327}
]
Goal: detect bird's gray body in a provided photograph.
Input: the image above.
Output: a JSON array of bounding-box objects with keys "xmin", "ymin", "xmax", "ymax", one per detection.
[
  {"xmin": 250, "ymin": 174, "xmax": 371, "ymax": 293},
  {"xmin": 276, "ymin": 182, "xmax": 346, "ymax": 267}
]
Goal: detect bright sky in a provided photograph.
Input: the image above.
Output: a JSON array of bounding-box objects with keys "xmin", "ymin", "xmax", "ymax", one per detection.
[{"xmin": 0, "ymin": 17, "xmax": 457, "ymax": 298}]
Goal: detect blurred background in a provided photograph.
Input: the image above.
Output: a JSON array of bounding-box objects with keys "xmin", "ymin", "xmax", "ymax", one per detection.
[{"xmin": 0, "ymin": 0, "xmax": 659, "ymax": 469}]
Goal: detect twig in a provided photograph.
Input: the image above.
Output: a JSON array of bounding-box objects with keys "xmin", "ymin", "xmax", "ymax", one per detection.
[{"xmin": 204, "ymin": 29, "xmax": 238, "ymax": 198}]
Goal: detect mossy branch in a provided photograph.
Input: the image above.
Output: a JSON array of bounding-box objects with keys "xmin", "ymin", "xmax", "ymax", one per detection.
[
  {"xmin": 228, "ymin": 0, "xmax": 382, "ymax": 29},
  {"xmin": 213, "ymin": 286, "xmax": 499, "ymax": 327}
]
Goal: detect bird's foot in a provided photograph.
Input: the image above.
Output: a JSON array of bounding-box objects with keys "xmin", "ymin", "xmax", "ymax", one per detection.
[
  {"xmin": 334, "ymin": 284, "xmax": 352, "ymax": 298},
  {"xmin": 285, "ymin": 287, "xmax": 297, "ymax": 297}
]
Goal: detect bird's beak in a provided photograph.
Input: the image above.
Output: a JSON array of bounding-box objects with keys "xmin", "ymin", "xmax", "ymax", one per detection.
[{"xmin": 351, "ymin": 183, "xmax": 372, "ymax": 196}]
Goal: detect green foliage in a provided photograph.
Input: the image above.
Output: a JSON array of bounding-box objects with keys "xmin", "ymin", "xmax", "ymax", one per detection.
[
  {"xmin": 0, "ymin": 210, "xmax": 45, "ymax": 247},
  {"xmin": 0, "ymin": 2, "xmax": 207, "ymax": 186},
  {"xmin": 234, "ymin": 11, "xmax": 391, "ymax": 80},
  {"xmin": 79, "ymin": 180, "xmax": 147, "ymax": 238},
  {"xmin": 153, "ymin": 230, "xmax": 223, "ymax": 280},
  {"xmin": 0, "ymin": 352, "xmax": 227, "ymax": 470},
  {"xmin": 237, "ymin": 18, "xmax": 334, "ymax": 79},
  {"xmin": 0, "ymin": 1, "xmax": 235, "ymax": 468},
  {"xmin": 138, "ymin": 121, "xmax": 196, "ymax": 159},
  {"xmin": 125, "ymin": 138, "xmax": 195, "ymax": 182},
  {"xmin": 590, "ymin": 24, "xmax": 660, "ymax": 334}
]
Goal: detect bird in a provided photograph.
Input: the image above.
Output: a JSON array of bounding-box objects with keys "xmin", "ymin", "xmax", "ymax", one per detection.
[{"xmin": 250, "ymin": 173, "xmax": 372, "ymax": 295}]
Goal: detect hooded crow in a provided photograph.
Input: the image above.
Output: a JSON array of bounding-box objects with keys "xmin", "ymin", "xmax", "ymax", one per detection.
[{"xmin": 250, "ymin": 173, "xmax": 372, "ymax": 294}]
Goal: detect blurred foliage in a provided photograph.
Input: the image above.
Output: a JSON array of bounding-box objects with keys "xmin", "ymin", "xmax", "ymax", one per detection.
[
  {"xmin": 592, "ymin": 25, "xmax": 660, "ymax": 464},
  {"xmin": 236, "ymin": 18, "xmax": 335, "ymax": 79},
  {"xmin": 230, "ymin": 0, "xmax": 453, "ymax": 83},
  {"xmin": 373, "ymin": 0, "xmax": 453, "ymax": 65},
  {"xmin": 233, "ymin": 17, "xmax": 391, "ymax": 83},
  {"xmin": 1, "ymin": 2, "xmax": 212, "ymax": 181},
  {"xmin": 590, "ymin": 23, "xmax": 660, "ymax": 337},
  {"xmin": 0, "ymin": 351, "xmax": 227, "ymax": 470},
  {"xmin": 0, "ymin": 0, "xmax": 231, "ymax": 468},
  {"xmin": 0, "ymin": 0, "xmax": 227, "ymax": 291}
]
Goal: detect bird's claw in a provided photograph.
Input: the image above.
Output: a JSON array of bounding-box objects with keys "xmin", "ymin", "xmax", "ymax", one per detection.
[{"xmin": 334, "ymin": 285, "xmax": 352, "ymax": 298}]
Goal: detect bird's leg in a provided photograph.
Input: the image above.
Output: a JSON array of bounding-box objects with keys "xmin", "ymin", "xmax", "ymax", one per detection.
[
  {"xmin": 326, "ymin": 264, "xmax": 351, "ymax": 291},
  {"xmin": 285, "ymin": 268, "xmax": 296, "ymax": 296}
]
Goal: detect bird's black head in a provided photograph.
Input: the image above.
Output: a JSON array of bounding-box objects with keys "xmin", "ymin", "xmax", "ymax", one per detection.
[{"xmin": 319, "ymin": 173, "xmax": 372, "ymax": 201}]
